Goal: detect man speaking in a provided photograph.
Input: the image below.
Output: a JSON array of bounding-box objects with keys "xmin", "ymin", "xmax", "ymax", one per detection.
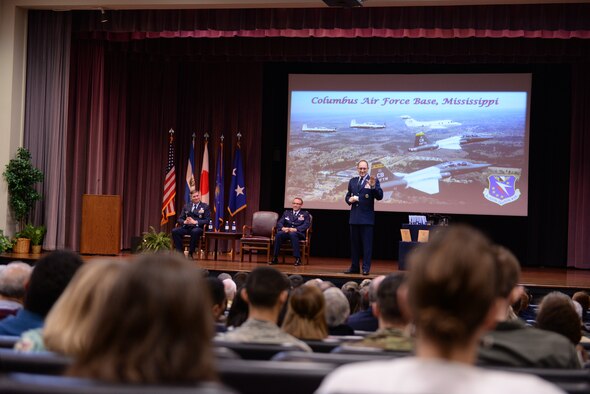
[{"xmin": 344, "ymin": 160, "xmax": 383, "ymax": 275}]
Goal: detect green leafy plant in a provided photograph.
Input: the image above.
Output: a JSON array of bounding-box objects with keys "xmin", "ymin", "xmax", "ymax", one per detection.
[
  {"xmin": 138, "ymin": 226, "xmax": 172, "ymax": 252},
  {"xmin": 22, "ymin": 224, "xmax": 46, "ymax": 246},
  {"xmin": 3, "ymin": 148, "xmax": 44, "ymax": 231},
  {"xmin": 0, "ymin": 230, "xmax": 15, "ymax": 253}
]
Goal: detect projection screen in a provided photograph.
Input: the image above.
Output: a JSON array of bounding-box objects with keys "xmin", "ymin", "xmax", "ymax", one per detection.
[{"xmin": 285, "ymin": 73, "xmax": 531, "ymax": 216}]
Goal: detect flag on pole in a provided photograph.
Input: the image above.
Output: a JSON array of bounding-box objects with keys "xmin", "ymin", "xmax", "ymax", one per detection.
[
  {"xmin": 161, "ymin": 130, "xmax": 176, "ymax": 225},
  {"xmin": 228, "ymin": 143, "xmax": 247, "ymax": 216},
  {"xmin": 200, "ymin": 139, "xmax": 210, "ymax": 204},
  {"xmin": 184, "ymin": 134, "xmax": 196, "ymax": 205},
  {"xmin": 214, "ymin": 139, "xmax": 224, "ymax": 231}
]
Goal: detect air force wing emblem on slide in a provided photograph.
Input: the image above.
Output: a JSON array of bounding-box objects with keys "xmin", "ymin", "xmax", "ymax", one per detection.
[{"xmin": 483, "ymin": 175, "xmax": 521, "ymax": 206}]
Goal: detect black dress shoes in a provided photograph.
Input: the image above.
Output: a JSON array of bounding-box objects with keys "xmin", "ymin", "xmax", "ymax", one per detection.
[
  {"xmin": 268, "ymin": 258, "xmax": 278, "ymax": 265},
  {"xmin": 362, "ymin": 271, "xmax": 370, "ymax": 276},
  {"xmin": 294, "ymin": 258, "xmax": 302, "ymax": 266},
  {"xmin": 343, "ymin": 269, "xmax": 356, "ymax": 274}
]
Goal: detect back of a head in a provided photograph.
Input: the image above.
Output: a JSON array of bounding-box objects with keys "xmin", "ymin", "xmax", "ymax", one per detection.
[
  {"xmin": 342, "ymin": 286, "xmax": 361, "ymax": 315},
  {"xmin": 207, "ymin": 277, "xmax": 227, "ymax": 308},
  {"xmin": 70, "ymin": 253, "xmax": 216, "ymax": 384},
  {"xmin": 233, "ymin": 271, "xmax": 249, "ymax": 288},
  {"xmin": 572, "ymin": 291, "xmax": 590, "ymax": 311},
  {"xmin": 244, "ymin": 267, "xmax": 289, "ymax": 308},
  {"xmin": 0, "ymin": 261, "xmax": 32, "ymax": 300},
  {"xmin": 25, "ymin": 251, "xmax": 83, "ymax": 317},
  {"xmin": 492, "ymin": 245, "xmax": 521, "ymax": 299},
  {"xmin": 407, "ymin": 225, "xmax": 496, "ymax": 357},
  {"xmin": 288, "ymin": 285, "xmax": 326, "ymax": 321},
  {"xmin": 536, "ymin": 291, "xmax": 581, "ymax": 345},
  {"xmin": 223, "ymin": 278, "xmax": 237, "ymax": 302},
  {"xmin": 376, "ymin": 273, "xmax": 407, "ymax": 324},
  {"xmin": 323, "ymin": 287, "xmax": 350, "ymax": 327},
  {"xmin": 43, "ymin": 260, "xmax": 124, "ymax": 356},
  {"xmin": 288, "ymin": 274, "xmax": 304, "ymax": 289},
  {"xmin": 282, "ymin": 285, "xmax": 328, "ymax": 340}
]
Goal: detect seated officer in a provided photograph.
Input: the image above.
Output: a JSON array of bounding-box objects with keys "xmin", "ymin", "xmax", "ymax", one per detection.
[
  {"xmin": 172, "ymin": 190, "xmax": 211, "ymax": 259},
  {"xmin": 269, "ymin": 197, "xmax": 310, "ymax": 267}
]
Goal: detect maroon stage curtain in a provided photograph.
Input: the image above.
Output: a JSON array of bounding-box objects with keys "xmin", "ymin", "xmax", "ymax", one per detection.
[
  {"xmin": 70, "ymin": 5, "xmax": 590, "ymax": 40},
  {"xmin": 66, "ymin": 38, "xmax": 262, "ymax": 250},
  {"xmin": 568, "ymin": 63, "xmax": 590, "ymax": 269}
]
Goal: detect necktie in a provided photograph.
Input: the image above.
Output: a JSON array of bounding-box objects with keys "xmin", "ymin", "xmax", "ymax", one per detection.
[
  {"xmin": 358, "ymin": 176, "xmax": 364, "ymax": 186},
  {"xmin": 192, "ymin": 204, "xmax": 197, "ymax": 213}
]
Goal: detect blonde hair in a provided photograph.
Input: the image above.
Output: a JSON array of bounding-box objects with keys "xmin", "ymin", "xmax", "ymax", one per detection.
[
  {"xmin": 282, "ymin": 285, "xmax": 328, "ymax": 340},
  {"xmin": 69, "ymin": 253, "xmax": 216, "ymax": 384},
  {"xmin": 43, "ymin": 260, "xmax": 124, "ymax": 356}
]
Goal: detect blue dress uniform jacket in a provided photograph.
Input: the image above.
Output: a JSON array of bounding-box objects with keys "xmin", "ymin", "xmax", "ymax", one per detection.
[
  {"xmin": 172, "ymin": 202, "xmax": 211, "ymax": 254},
  {"xmin": 176, "ymin": 202, "xmax": 211, "ymax": 228},
  {"xmin": 345, "ymin": 177, "xmax": 383, "ymax": 224},
  {"xmin": 276, "ymin": 210, "xmax": 311, "ymax": 234},
  {"xmin": 272, "ymin": 210, "xmax": 311, "ymax": 261},
  {"xmin": 345, "ymin": 176, "xmax": 383, "ymax": 274}
]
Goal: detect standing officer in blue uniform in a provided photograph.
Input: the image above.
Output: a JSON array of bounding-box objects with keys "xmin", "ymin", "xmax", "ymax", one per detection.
[
  {"xmin": 269, "ymin": 197, "xmax": 311, "ymax": 267},
  {"xmin": 344, "ymin": 160, "xmax": 383, "ymax": 275},
  {"xmin": 172, "ymin": 190, "xmax": 211, "ymax": 259}
]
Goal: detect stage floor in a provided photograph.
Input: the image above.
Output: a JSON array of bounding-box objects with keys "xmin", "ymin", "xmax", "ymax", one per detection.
[{"xmin": 2, "ymin": 251, "xmax": 589, "ymax": 290}]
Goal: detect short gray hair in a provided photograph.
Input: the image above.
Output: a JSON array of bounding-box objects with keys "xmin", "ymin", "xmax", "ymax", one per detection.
[
  {"xmin": 0, "ymin": 261, "xmax": 33, "ymax": 299},
  {"xmin": 323, "ymin": 287, "xmax": 350, "ymax": 327}
]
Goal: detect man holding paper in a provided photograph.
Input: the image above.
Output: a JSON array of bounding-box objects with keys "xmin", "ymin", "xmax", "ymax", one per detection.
[{"xmin": 344, "ymin": 160, "xmax": 383, "ymax": 275}]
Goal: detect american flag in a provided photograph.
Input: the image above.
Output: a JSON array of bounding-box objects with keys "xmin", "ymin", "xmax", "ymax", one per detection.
[{"xmin": 161, "ymin": 129, "xmax": 176, "ymax": 225}]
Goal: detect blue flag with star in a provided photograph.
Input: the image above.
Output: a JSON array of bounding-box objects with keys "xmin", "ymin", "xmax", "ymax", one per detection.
[{"xmin": 228, "ymin": 144, "xmax": 247, "ymax": 216}]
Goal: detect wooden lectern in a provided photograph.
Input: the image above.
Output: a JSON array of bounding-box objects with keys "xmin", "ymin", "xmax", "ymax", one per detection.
[{"xmin": 80, "ymin": 194, "xmax": 122, "ymax": 255}]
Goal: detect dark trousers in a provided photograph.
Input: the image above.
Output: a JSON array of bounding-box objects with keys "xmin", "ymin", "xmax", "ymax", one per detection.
[
  {"xmin": 350, "ymin": 224, "xmax": 373, "ymax": 273},
  {"xmin": 172, "ymin": 226, "xmax": 203, "ymax": 253},
  {"xmin": 273, "ymin": 231, "xmax": 304, "ymax": 258}
]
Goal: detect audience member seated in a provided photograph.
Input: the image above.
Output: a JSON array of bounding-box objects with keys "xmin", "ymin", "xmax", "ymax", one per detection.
[
  {"xmin": 323, "ymin": 288, "xmax": 354, "ymax": 336},
  {"xmin": 0, "ymin": 262, "xmax": 32, "ymax": 320},
  {"xmin": 281, "ymin": 285, "xmax": 328, "ymax": 341},
  {"xmin": 226, "ymin": 286, "xmax": 249, "ymax": 330},
  {"xmin": 478, "ymin": 246, "xmax": 581, "ymax": 369},
  {"xmin": 15, "ymin": 260, "xmax": 124, "ymax": 353},
  {"xmin": 341, "ymin": 284, "xmax": 361, "ymax": 316},
  {"xmin": 223, "ymin": 278, "xmax": 237, "ymax": 309},
  {"xmin": 0, "ymin": 251, "xmax": 82, "ymax": 336},
  {"xmin": 317, "ymin": 225, "xmax": 563, "ymax": 394},
  {"xmin": 516, "ymin": 287, "xmax": 537, "ymax": 323},
  {"xmin": 288, "ymin": 274, "xmax": 304, "ymax": 289},
  {"xmin": 572, "ymin": 291, "xmax": 590, "ymax": 326},
  {"xmin": 69, "ymin": 253, "xmax": 217, "ymax": 384},
  {"xmin": 219, "ymin": 267, "xmax": 311, "ymax": 352},
  {"xmin": 536, "ymin": 291, "xmax": 588, "ymax": 364},
  {"xmin": 206, "ymin": 277, "xmax": 228, "ymax": 333},
  {"xmin": 346, "ymin": 276, "xmax": 384, "ymax": 332},
  {"xmin": 232, "ymin": 271, "xmax": 249, "ymax": 289},
  {"xmin": 345, "ymin": 273, "xmax": 413, "ymax": 352}
]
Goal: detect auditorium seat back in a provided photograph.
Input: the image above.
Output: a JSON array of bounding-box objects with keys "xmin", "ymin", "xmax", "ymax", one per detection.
[
  {"xmin": 213, "ymin": 340, "xmax": 299, "ymax": 360},
  {"xmin": 0, "ymin": 373, "xmax": 237, "ymax": 394}
]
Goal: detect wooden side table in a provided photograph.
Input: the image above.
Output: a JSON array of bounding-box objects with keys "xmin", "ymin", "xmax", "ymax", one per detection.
[{"xmin": 204, "ymin": 231, "xmax": 242, "ymax": 261}]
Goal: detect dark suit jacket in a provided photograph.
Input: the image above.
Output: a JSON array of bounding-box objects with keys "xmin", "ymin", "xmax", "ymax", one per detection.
[
  {"xmin": 345, "ymin": 176, "xmax": 383, "ymax": 225},
  {"xmin": 276, "ymin": 210, "xmax": 311, "ymax": 236},
  {"xmin": 177, "ymin": 202, "xmax": 211, "ymax": 228}
]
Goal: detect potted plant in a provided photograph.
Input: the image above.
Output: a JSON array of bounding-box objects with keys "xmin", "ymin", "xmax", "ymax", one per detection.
[
  {"xmin": 3, "ymin": 148, "xmax": 44, "ymax": 253},
  {"xmin": 0, "ymin": 230, "xmax": 15, "ymax": 253},
  {"xmin": 29, "ymin": 225, "xmax": 46, "ymax": 254},
  {"xmin": 138, "ymin": 226, "xmax": 172, "ymax": 253}
]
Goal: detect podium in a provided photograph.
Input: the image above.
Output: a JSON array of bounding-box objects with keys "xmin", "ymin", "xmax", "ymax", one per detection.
[
  {"xmin": 80, "ymin": 194, "xmax": 122, "ymax": 255},
  {"xmin": 398, "ymin": 224, "xmax": 434, "ymax": 270}
]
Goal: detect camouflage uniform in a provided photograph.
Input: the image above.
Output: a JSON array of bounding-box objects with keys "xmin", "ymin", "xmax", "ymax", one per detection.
[
  {"xmin": 220, "ymin": 318, "xmax": 312, "ymax": 352},
  {"xmin": 347, "ymin": 327, "xmax": 414, "ymax": 352}
]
